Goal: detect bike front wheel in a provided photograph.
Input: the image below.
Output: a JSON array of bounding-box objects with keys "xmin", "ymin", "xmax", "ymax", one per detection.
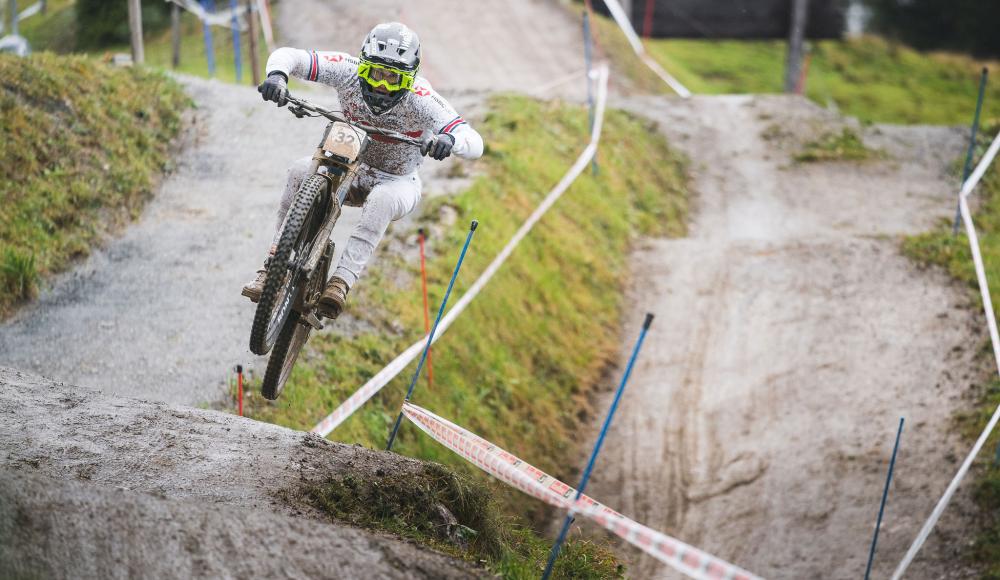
[
  {"xmin": 249, "ymin": 174, "xmax": 328, "ymax": 356},
  {"xmin": 261, "ymin": 312, "xmax": 311, "ymax": 400}
]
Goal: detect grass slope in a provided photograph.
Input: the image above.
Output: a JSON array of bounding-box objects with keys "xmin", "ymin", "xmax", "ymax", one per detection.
[
  {"xmin": 589, "ymin": 12, "xmax": 1000, "ymax": 125},
  {"xmin": 0, "ymin": 53, "xmax": 189, "ymax": 317},
  {"xmin": 902, "ymin": 126, "xmax": 1000, "ymax": 575},
  {"xmin": 240, "ymin": 95, "xmax": 688, "ymax": 575},
  {"xmin": 20, "ymin": 0, "xmax": 266, "ymax": 86}
]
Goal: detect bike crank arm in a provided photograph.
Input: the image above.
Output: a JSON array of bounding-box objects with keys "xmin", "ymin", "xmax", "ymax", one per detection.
[{"xmin": 300, "ymin": 311, "xmax": 325, "ymax": 330}]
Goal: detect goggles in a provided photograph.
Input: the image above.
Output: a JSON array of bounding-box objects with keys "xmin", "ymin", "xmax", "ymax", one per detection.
[{"xmin": 358, "ymin": 59, "xmax": 416, "ymax": 92}]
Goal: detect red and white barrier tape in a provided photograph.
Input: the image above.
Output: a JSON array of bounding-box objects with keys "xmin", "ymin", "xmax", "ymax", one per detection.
[
  {"xmin": 892, "ymin": 129, "xmax": 1000, "ymax": 579},
  {"xmin": 599, "ymin": 0, "xmax": 691, "ymax": 98},
  {"xmin": 309, "ymin": 64, "xmax": 611, "ymax": 437},
  {"xmin": 402, "ymin": 402, "xmax": 762, "ymax": 580}
]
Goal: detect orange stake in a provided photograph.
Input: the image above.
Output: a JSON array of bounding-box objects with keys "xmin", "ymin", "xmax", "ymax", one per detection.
[
  {"xmin": 795, "ymin": 52, "xmax": 812, "ymax": 95},
  {"xmin": 418, "ymin": 229, "xmax": 434, "ymax": 387},
  {"xmin": 236, "ymin": 364, "xmax": 244, "ymax": 416}
]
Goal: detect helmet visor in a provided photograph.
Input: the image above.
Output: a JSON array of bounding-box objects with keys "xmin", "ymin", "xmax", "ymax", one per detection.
[{"xmin": 358, "ymin": 59, "xmax": 415, "ymax": 92}]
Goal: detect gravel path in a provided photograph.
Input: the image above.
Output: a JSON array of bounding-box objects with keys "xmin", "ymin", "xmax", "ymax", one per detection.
[
  {"xmin": 0, "ymin": 0, "xmax": 586, "ymax": 408},
  {"xmin": 0, "ymin": 78, "xmax": 332, "ymax": 405},
  {"xmin": 274, "ymin": 0, "xmax": 586, "ymax": 97},
  {"xmin": 585, "ymin": 94, "xmax": 984, "ymax": 578}
]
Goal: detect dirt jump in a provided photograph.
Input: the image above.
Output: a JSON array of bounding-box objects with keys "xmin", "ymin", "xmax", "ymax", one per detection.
[{"xmin": 0, "ymin": 367, "xmax": 485, "ymax": 579}]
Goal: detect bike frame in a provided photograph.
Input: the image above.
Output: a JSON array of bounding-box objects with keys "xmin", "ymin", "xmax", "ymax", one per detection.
[{"xmin": 281, "ymin": 94, "xmax": 425, "ymax": 329}]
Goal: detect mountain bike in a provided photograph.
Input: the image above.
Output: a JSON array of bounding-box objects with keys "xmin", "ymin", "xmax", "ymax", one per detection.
[{"xmin": 248, "ymin": 93, "xmax": 424, "ymax": 400}]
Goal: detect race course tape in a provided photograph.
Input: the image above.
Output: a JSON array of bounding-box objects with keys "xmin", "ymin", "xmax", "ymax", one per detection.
[
  {"xmin": 599, "ymin": 0, "xmax": 692, "ymax": 98},
  {"xmin": 891, "ymin": 129, "xmax": 1000, "ymax": 580},
  {"xmin": 167, "ymin": 0, "xmax": 250, "ymax": 30},
  {"xmin": 310, "ymin": 64, "xmax": 611, "ymax": 437},
  {"xmin": 402, "ymin": 402, "xmax": 762, "ymax": 580}
]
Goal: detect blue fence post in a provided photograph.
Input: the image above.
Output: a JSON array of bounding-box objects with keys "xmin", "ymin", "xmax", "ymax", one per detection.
[
  {"xmin": 229, "ymin": 0, "xmax": 242, "ymax": 82},
  {"xmin": 201, "ymin": 0, "xmax": 216, "ymax": 78},
  {"xmin": 386, "ymin": 220, "xmax": 479, "ymax": 452},
  {"xmin": 864, "ymin": 417, "xmax": 905, "ymax": 580},
  {"xmin": 953, "ymin": 68, "xmax": 989, "ymax": 235},
  {"xmin": 582, "ymin": 9, "xmax": 598, "ymax": 176},
  {"xmin": 541, "ymin": 313, "xmax": 654, "ymax": 580}
]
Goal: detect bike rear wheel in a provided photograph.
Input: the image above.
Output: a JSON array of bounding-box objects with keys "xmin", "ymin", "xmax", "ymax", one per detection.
[{"xmin": 249, "ymin": 174, "xmax": 329, "ymax": 356}]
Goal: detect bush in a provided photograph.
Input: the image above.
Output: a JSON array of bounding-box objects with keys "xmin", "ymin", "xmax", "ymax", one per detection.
[
  {"xmin": 865, "ymin": 0, "xmax": 1000, "ymax": 58},
  {"xmin": 75, "ymin": 0, "xmax": 171, "ymax": 49}
]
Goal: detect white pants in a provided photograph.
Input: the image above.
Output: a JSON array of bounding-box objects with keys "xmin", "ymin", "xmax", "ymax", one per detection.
[{"xmin": 275, "ymin": 157, "xmax": 422, "ymax": 288}]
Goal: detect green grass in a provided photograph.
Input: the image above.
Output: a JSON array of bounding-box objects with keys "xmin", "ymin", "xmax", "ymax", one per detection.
[
  {"xmin": 123, "ymin": 7, "xmax": 268, "ymax": 86},
  {"xmin": 793, "ymin": 128, "xmax": 882, "ymax": 163},
  {"xmin": 16, "ymin": 0, "xmax": 79, "ymax": 53},
  {"xmin": 0, "ymin": 53, "xmax": 189, "ymax": 317},
  {"xmin": 237, "ymin": 95, "xmax": 687, "ymax": 573},
  {"xmin": 19, "ymin": 0, "xmax": 267, "ymax": 86},
  {"xmin": 902, "ymin": 125, "xmax": 1000, "ymax": 575},
  {"xmin": 303, "ymin": 463, "xmax": 622, "ymax": 578},
  {"xmin": 589, "ymin": 12, "xmax": 1000, "ymax": 125}
]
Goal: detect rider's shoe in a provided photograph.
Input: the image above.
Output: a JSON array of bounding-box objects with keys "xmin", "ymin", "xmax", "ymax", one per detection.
[
  {"xmin": 241, "ymin": 267, "xmax": 267, "ymax": 303},
  {"xmin": 317, "ymin": 276, "xmax": 349, "ymax": 319}
]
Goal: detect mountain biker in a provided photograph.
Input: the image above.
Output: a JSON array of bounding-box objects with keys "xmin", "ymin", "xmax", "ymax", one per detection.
[{"xmin": 243, "ymin": 22, "xmax": 484, "ymax": 318}]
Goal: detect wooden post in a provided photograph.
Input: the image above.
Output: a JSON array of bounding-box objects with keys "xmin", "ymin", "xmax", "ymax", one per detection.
[
  {"xmin": 9, "ymin": 0, "xmax": 19, "ymax": 37},
  {"xmin": 171, "ymin": 2, "xmax": 181, "ymax": 69},
  {"xmin": 784, "ymin": 0, "xmax": 809, "ymax": 93},
  {"xmin": 127, "ymin": 0, "xmax": 145, "ymax": 65},
  {"xmin": 246, "ymin": 0, "xmax": 261, "ymax": 85},
  {"xmin": 642, "ymin": 0, "xmax": 654, "ymax": 39}
]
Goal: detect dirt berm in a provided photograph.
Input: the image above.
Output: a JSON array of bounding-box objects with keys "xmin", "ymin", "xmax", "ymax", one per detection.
[{"xmin": 0, "ymin": 367, "xmax": 486, "ymax": 579}]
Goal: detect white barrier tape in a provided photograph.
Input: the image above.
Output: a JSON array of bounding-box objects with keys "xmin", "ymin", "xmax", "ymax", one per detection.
[
  {"xmin": 17, "ymin": 2, "xmax": 42, "ymax": 22},
  {"xmin": 599, "ymin": 0, "xmax": 692, "ymax": 98},
  {"xmin": 166, "ymin": 0, "xmax": 250, "ymax": 31},
  {"xmin": 892, "ymin": 129, "xmax": 1000, "ymax": 579},
  {"xmin": 309, "ymin": 64, "xmax": 611, "ymax": 437},
  {"xmin": 401, "ymin": 402, "xmax": 762, "ymax": 580},
  {"xmin": 530, "ymin": 68, "xmax": 587, "ymax": 97},
  {"xmin": 639, "ymin": 52, "xmax": 692, "ymax": 99}
]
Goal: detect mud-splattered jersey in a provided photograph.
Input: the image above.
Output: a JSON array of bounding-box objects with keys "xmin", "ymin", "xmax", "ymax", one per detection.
[{"xmin": 265, "ymin": 47, "xmax": 484, "ymax": 176}]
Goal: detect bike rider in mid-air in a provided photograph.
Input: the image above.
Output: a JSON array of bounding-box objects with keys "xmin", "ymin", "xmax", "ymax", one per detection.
[{"xmin": 243, "ymin": 22, "xmax": 484, "ymax": 318}]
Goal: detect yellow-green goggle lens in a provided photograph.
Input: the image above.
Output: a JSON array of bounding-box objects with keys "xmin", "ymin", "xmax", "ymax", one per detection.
[{"xmin": 358, "ymin": 61, "xmax": 415, "ymax": 92}]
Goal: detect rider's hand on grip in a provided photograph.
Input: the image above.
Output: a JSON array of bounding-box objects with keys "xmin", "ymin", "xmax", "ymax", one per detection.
[
  {"xmin": 259, "ymin": 72, "xmax": 289, "ymax": 107},
  {"xmin": 420, "ymin": 131, "xmax": 455, "ymax": 161}
]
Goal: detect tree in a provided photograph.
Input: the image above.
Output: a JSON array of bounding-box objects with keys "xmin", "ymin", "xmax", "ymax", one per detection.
[
  {"xmin": 865, "ymin": 0, "xmax": 1000, "ymax": 57},
  {"xmin": 75, "ymin": 0, "xmax": 170, "ymax": 49}
]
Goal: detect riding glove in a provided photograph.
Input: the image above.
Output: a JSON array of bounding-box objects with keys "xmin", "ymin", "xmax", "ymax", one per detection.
[
  {"xmin": 422, "ymin": 133, "xmax": 455, "ymax": 160},
  {"xmin": 259, "ymin": 72, "xmax": 289, "ymax": 106}
]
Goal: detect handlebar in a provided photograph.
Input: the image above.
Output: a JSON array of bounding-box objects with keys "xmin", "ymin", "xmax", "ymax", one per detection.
[{"xmin": 284, "ymin": 94, "xmax": 426, "ymax": 148}]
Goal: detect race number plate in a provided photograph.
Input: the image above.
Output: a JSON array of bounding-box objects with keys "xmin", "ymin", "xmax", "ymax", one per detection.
[{"xmin": 323, "ymin": 122, "xmax": 364, "ymax": 162}]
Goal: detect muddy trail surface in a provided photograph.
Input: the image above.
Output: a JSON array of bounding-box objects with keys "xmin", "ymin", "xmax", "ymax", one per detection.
[
  {"xmin": 0, "ymin": 367, "xmax": 485, "ymax": 579},
  {"xmin": 275, "ymin": 0, "xmax": 585, "ymax": 97},
  {"xmin": 585, "ymin": 94, "xmax": 984, "ymax": 578},
  {"xmin": 0, "ymin": 0, "xmax": 585, "ymax": 408}
]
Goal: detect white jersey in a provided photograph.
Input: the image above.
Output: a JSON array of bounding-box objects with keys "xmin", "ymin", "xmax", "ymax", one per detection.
[{"xmin": 266, "ymin": 47, "xmax": 484, "ymax": 176}]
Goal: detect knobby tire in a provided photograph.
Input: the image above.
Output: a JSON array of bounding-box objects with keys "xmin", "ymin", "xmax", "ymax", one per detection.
[{"xmin": 249, "ymin": 174, "xmax": 328, "ymax": 356}]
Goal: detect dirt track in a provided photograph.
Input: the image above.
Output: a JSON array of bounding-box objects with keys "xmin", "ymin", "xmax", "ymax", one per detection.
[
  {"xmin": 586, "ymin": 94, "xmax": 984, "ymax": 578},
  {"xmin": 275, "ymin": 0, "xmax": 586, "ymax": 97},
  {"xmin": 0, "ymin": 367, "xmax": 484, "ymax": 579}
]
